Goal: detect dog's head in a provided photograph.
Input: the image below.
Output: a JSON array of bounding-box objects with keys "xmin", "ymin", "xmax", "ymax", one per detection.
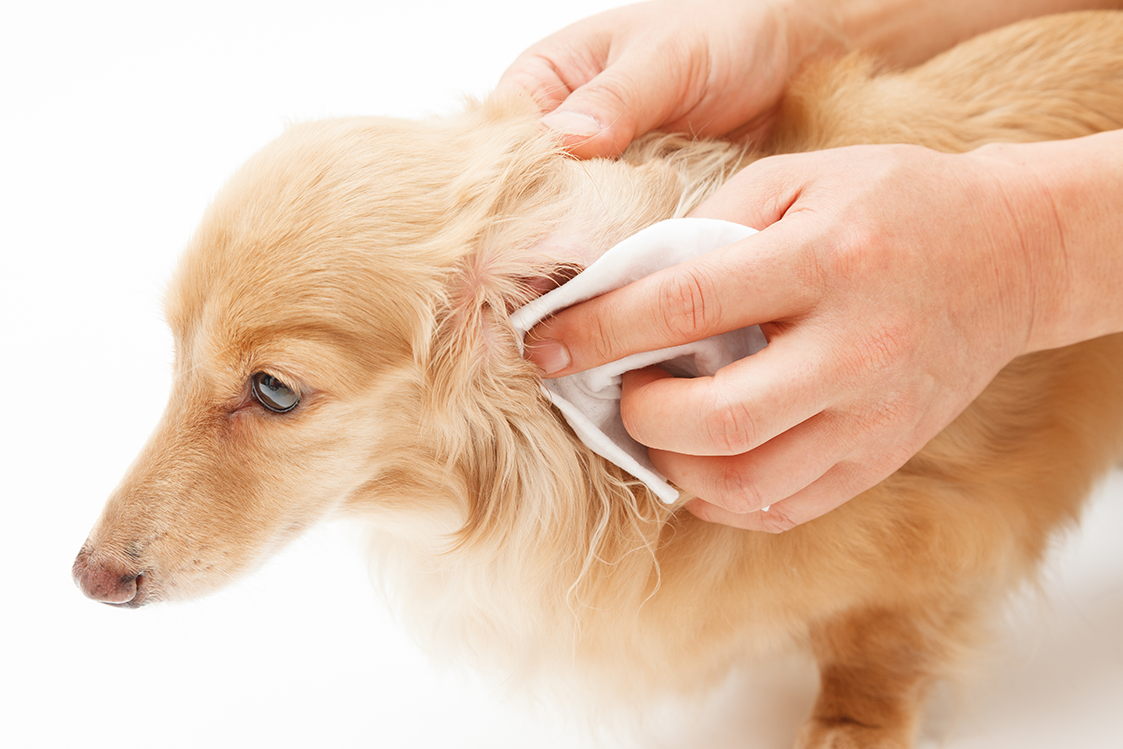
[
  {"xmin": 72, "ymin": 103, "xmax": 564, "ymax": 604},
  {"xmin": 73, "ymin": 98, "xmax": 737, "ymax": 607}
]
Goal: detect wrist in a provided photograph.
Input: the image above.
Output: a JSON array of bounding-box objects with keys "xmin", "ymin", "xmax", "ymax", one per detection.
[
  {"xmin": 965, "ymin": 143, "xmax": 1066, "ymax": 356},
  {"xmin": 969, "ymin": 133, "xmax": 1123, "ymax": 354},
  {"xmin": 828, "ymin": 0, "xmax": 1121, "ymax": 68}
]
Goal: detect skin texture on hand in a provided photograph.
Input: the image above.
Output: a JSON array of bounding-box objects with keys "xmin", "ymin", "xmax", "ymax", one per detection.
[
  {"xmin": 496, "ymin": 0, "xmax": 1121, "ymax": 159},
  {"xmin": 501, "ymin": 0, "xmax": 1123, "ymax": 531},
  {"xmin": 495, "ymin": 0, "xmax": 844, "ymax": 158},
  {"xmin": 525, "ymin": 144, "xmax": 1063, "ymax": 532}
]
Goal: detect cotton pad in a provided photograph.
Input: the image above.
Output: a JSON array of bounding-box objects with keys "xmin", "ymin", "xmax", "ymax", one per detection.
[{"xmin": 509, "ymin": 218, "xmax": 766, "ymax": 504}]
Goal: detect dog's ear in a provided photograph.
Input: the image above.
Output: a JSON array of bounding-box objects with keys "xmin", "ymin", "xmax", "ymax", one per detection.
[
  {"xmin": 419, "ymin": 246, "xmax": 587, "ymax": 546},
  {"xmin": 412, "ymin": 95, "xmax": 703, "ymax": 551},
  {"xmin": 425, "ymin": 242, "xmax": 575, "ymax": 414},
  {"xmin": 419, "ymin": 94, "xmax": 586, "ymax": 406},
  {"xmin": 406, "ymin": 96, "xmax": 586, "ymax": 528}
]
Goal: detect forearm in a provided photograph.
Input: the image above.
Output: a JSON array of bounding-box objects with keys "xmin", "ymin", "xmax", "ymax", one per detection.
[
  {"xmin": 978, "ymin": 129, "xmax": 1123, "ymax": 353},
  {"xmin": 793, "ymin": 0, "xmax": 1123, "ymax": 67}
]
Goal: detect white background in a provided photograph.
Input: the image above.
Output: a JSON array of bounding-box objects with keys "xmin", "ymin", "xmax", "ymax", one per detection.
[{"xmin": 2, "ymin": 2, "xmax": 1122, "ymax": 747}]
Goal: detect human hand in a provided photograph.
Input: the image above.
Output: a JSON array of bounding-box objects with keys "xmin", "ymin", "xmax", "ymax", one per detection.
[
  {"xmin": 496, "ymin": 0, "xmax": 842, "ymax": 158},
  {"xmin": 524, "ymin": 143, "xmax": 1063, "ymax": 531}
]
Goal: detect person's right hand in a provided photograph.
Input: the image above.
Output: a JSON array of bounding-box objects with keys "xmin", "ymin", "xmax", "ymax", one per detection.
[
  {"xmin": 496, "ymin": 0, "xmax": 843, "ymax": 159},
  {"xmin": 524, "ymin": 142, "xmax": 1067, "ymax": 531}
]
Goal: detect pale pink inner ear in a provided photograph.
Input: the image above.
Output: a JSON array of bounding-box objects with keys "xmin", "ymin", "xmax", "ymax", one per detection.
[{"xmin": 511, "ymin": 263, "xmax": 584, "ymax": 313}]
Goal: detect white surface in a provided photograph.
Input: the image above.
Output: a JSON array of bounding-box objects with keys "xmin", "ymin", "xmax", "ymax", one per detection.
[{"xmin": 2, "ymin": 2, "xmax": 1121, "ymax": 747}]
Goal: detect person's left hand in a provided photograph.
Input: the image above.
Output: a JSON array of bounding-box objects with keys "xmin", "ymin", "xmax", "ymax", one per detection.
[{"xmin": 495, "ymin": 0, "xmax": 840, "ymax": 158}]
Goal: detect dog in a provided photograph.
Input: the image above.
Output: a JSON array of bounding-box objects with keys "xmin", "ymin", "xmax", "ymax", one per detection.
[{"xmin": 73, "ymin": 12, "xmax": 1123, "ymax": 748}]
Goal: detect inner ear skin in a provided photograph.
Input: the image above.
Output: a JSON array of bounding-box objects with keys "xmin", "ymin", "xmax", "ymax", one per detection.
[{"xmin": 513, "ymin": 263, "xmax": 585, "ymax": 312}]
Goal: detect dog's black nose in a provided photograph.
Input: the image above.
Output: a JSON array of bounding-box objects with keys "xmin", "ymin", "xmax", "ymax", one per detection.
[{"xmin": 72, "ymin": 545, "xmax": 146, "ymax": 607}]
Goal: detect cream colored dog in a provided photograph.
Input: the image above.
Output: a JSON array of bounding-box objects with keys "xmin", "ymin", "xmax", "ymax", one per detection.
[{"xmin": 74, "ymin": 13, "xmax": 1123, "ymax": 748}]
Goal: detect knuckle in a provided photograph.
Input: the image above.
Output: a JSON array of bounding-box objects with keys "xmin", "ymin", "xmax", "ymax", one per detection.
[
  {"xmin": 866, "ymin": 394, "xmax": 909, "ymax": 434},
  {"xmin": 850, "ymin": 389, "xmax": 916, "ymax": 443},
  {"xmin": 702, "ymin": 387, "xmax": 758, "ymax": 456},
  {"xmin": 755, "ymin": 503, "xmax": 801, "ymax": 534},
  {"xmin": 860, "ymin": 324, "xmax": 912, "ymax": 375},
  {"xmin": 819, "ymin": 218, "xmax": 868, "ymax": 280},
  {"xmin": 656, "ymin": 267, "xmax": 721, "ymax": 342},
  {"xmin": 715, "ymin": 460, "xmax": 768, "ymax": 514},
  {"xmin": 583, "ymin": 80, "xmax": 632, "ymax": 116},
  {"xmin": 587, "ymin": 312, "xmax": 621, "ymax": 365},
  {"xmin": 837, "ymin": 322, "xmax": 913, "ymax": 382}
]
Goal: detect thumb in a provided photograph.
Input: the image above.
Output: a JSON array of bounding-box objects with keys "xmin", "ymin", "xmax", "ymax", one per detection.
[{"xmin": 542, "ymin": 49, "xmax": 688, "ymax": 160}]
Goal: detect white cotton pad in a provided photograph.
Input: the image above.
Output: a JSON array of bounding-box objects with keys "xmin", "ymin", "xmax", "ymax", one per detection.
[{"xmin": 509, "ymin": 218, "xmax": 766, "ymax": 504}]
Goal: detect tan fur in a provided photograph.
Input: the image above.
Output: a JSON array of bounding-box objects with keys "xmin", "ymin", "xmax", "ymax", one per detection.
[{"xmin": 74, "ymin": 12, "xmax": 1123, "ymax": 748}]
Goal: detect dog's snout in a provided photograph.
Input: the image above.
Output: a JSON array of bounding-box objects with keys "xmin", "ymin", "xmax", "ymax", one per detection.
[{"xmin": 72, "ymin": 545, "xmax": 148, "ymax": 607}]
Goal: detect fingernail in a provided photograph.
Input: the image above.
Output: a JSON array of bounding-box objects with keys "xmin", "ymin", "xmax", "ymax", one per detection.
[
  {"xmin": 526, "ymin": 339, "xmax": 571, "ymax": 376},
  {"xmin": 540, "ymin": 110, "xmax": 603, "ymax": 137}
]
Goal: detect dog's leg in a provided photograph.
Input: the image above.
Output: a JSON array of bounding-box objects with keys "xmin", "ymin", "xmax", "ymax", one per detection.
[{"xmin": 795, "ymin": 603, "xmax": 970, "ymax": 749}]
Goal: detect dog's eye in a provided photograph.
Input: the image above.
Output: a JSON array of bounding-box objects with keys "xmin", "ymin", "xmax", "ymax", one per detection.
[{"xmin": 251, "ymin": 372, "xmax": 300, "ymax": 413}]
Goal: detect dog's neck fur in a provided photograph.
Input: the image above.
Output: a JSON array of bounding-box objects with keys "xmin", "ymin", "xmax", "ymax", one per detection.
[{"xmin": 342, "ymin": 98, "xmax": 758, "ymax": 690}]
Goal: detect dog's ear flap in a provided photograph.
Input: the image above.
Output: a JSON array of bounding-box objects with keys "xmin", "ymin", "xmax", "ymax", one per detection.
[
  {"xmin": 418, "ymin": 251, "xmax": 587, "ymax": 544},
  {"xmin": 425, "ymin": 249, "xmax": 579, "ymax": 408},
  {"xmin": 421, "ymin": 250, "xmax": 662, "ymax": 564},
  {"xmin": 412, "ymin": 96, "xmax": 605, "ymax": 533},
  {"xmin": 419, "ymin": 98, "xmax": 586, "ymax": 415}
]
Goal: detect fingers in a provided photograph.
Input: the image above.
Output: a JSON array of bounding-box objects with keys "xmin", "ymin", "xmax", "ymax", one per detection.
[
  {"xmin": 537, "ymin": 45, "xmax": 690, "ymax": 159},
  {"xmin": 618, "ymin": 340, "xmax": 917, "ymax": 527},
  {"xmin": 496, "ymin": 9, "xmax": 702, "ymax": 159},
  {"xmin": 495, "ymin": 53, "xmax": 581, "ymax": 116},
  {"xmin": 524, "ymin": 209, "xmax": 821, "ymax": 377},
  {"xmin": 495, "ymin": 21, "xmax": 611, "ymax": 119},
  {"xmin": 618, "ymin": 341, "xmax": 833, "ymax": 457},
  {"xmin": 647, "ymin": 406, "xmax": 852, "ymax": 514},
  {"xmin": 508, "ymin": 38, "xmax": 694, "ymax": 160},
  {"xmin": 681, "ymin": 459, "xmax": 880, "ymax": 533},
  {"xmin": 496, "ymin": 1, "xmax": 809, "ymax": 161}
]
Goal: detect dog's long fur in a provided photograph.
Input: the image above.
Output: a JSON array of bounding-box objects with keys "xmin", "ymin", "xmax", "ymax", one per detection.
[{"xmin": 75, "ymin": 13, "xmax": 1123, "ymax": 747}]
